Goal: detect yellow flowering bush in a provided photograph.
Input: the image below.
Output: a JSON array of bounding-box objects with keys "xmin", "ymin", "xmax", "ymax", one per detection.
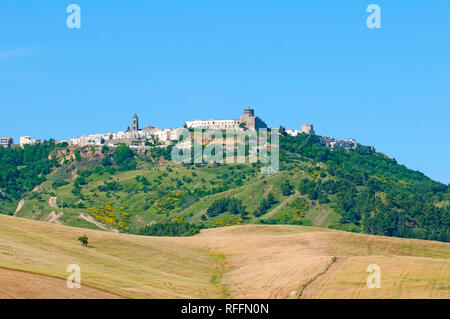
[{"xmin": 86, "ymin": 199, "xmax": 130, "ymax": 231}]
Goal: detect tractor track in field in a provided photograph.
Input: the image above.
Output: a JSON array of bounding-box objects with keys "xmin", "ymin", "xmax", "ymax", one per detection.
[{"xmin": 297, "ymin": 256, "xmax": 338, "ymax": 298}]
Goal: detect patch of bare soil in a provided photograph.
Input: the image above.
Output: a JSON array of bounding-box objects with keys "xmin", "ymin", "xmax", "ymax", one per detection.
[
  {"xmin": 48, "ymin": 196, "xmax": 58, "ymax": 209},
  {"xmin": 78, "ymin": 213, "xmax": 119, "ymax": 232},
  {"xmin": 14, "ymin": 199, "xmax": 25, "ymax": 217},
  {"xmin": 44, "ymin": 211, "xmax": 63, "ymax": 224}
]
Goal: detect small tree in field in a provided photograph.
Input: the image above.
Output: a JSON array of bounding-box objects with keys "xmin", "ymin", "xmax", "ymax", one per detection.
[{"xmin": 78, "ymin": 234, "xmax": 88, "ymax": 246}]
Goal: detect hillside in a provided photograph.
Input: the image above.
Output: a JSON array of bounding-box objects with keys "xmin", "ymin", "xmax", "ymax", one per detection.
[
  {"xmin": 0, "ymin": 133, "xmax": 449, "ymax": 242},
  {"xmin": 0, "ymin": 214, "xmax": 448, "ymax": 298}
]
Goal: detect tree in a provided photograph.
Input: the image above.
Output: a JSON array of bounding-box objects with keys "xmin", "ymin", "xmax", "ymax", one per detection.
[
  {"xmin": 207, "ymin": 197, "xmax": 246, "ymax": 217},
  {"xmin": 74, "ymin": 148, "xmax": 81, "ymax": 162},
  {"xmin": 281, "ymin": 180, "xmax": 294, "ymax": 196},
  {"xmin": 73, "ymin": 176, "xmax": 87, "ymax": 187},
  {"xmin": 267, "ymin": 192, "xmax": 276, "ymax": 206},
  {"xmin": 78, "ymin": 234, "xmax": 88, "ymax": 246},
  {"xmin": 138, "ymin": 221, "xmax": 204, "ymax": 237},
  {"xmin": 101, "ymin": 155, "xmax": 112, "ymax": 167},
  {"xmin": 114, "ymin": 144, "xmax": 136, "ymax": 170},
  {"xmin": 255, "ymin": 192, "xmax": 278, "ymax": 217}
]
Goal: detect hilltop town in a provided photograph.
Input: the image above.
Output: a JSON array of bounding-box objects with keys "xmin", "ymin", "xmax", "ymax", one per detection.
[
  {"xmin": 1, "ymin": 107, "xmax": 448, "ymax": 245},
  {"xmin": 1, "ymin": 107, "xmax": 374, "ymax": 153}
]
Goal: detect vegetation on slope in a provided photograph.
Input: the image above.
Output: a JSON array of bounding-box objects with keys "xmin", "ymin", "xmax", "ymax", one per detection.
[
  {"xmin": 0, "ymin": 141, "xmax": 59, "ymax": 213},
  {"xmin": 1, "ymin": 133, "xmax": 449, "ymax": 242},
  {"xmin": 278, "ymin": 133, "xmax": 450, "ymax": 242},
  {"xmin": 138, "ymin": 221, "xmax": 204, "ymax": 237}
]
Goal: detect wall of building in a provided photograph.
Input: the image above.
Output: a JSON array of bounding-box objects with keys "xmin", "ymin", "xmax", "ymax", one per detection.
[
  {"xmin": 185, "ymin": 108, "xmax": 267, "ymax": 130},
  {"xmin": 0, "ymin": 137, "xmax": 13, "ymax": 147}
]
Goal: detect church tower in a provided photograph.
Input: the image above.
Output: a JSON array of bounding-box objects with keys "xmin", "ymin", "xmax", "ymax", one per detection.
[{"xmin": 132, "ymin": 114, "xmax": 139, "ymax": 131}]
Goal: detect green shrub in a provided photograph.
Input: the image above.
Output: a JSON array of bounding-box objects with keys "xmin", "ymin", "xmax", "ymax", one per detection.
[
  {"xmin": 52, "ymin": 180, "xmax": 69, "ymax": 189},
  {"xmin": 78, "ymin": 234, "xmax": 88, "ymax": 246},
  {"xmin": 138, "ymin": 221, "xmax": 204, "ymax": 237}
]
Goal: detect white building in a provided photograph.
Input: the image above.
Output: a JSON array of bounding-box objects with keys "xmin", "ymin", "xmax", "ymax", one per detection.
[
  {"xmin": 168, "ymin": 128, "xmax": 184, "ymax": 141},
  {"xmin": 184, "ymin": 108, "xmax": 267, "ymax": 131},
  {"xmin": 286, "ymin": 124, "xmax": 315, "ymax": 137},
  {"xmin": 69, "ymin": 134, "xmax": 106, "ymax": 146},
  {"xmin": 286, "ymin": 129, "xmax": 301, "ymax": 137},
  {"xmin": 149, "ymin": 128, "xmax": 184, "ymax": 143},
  {"xmin": 0, "ymin": 137, "xmax": 13, "ymax": 148},
  {"xmin": 152, "ymin": 129, "xmax": 168, "ymax": 142},
  {"xmin": 20, "ymin": 136, "xmax": 37, "ymax": 147},
  {"xmin": 184, "ymin": 119, "xmax": 241, "ymax": 130}
]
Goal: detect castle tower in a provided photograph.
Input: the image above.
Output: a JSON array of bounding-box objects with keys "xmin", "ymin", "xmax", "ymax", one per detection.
[
  {"xmin": 244, "ymin": 107, "xmax": 254, "ymax": 117},
  {"xmin": 132, "ymin": 114, "xmax": 139, "ymax": 131},
  {"xmin": 301, "ymin": 124, "xmax": 315, "ymax": 135}
]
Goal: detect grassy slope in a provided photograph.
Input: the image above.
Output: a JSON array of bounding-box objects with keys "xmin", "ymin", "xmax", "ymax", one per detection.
[
  {"xmin": 4, "ymin": 135, "xmax": 448, "ymax": 242},
  {"xmin": 15, "ymin": 163, "xmax": 335, "ymax": 231},
  {"xmin": 0, "ymin": 214, "xmax": 448, "ymax": 299},
  {"xmin": 16, "ymin": 164, "xmax": 266, "ymax": 229}
]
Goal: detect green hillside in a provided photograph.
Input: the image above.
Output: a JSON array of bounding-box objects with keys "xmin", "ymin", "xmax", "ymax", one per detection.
[{"xmin": 1, "ymin": 133, "xmax": 449, "ymax": 242}]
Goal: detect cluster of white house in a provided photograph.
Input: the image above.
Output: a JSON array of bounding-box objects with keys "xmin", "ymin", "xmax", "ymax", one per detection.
[
  {"xmin": 65, "ymin": 127, "xmax": 186, "ymax": 149},
  {"xmin": 2, "ymin": 108, "xmax": 373, "ymax": 152},
  {"xmin": 0, "ymin": 136, "xmax": 37, "ymax": 148},
  {"xmin": 321, "ymin": 136, "xmax": 375, "ymax": 152},
  {"xmin": 63, "ymin": 108, "xmax": 279, "ymax": 149},
  {"xmin": 286, "ymin": 124, "xmax": 315, "ymax": 137},
  {"xmin": 1, "ymin": 109, "xmax": 313, "ymax": 150}
]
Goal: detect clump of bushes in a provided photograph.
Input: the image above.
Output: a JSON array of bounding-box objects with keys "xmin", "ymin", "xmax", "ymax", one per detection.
[
  {"xmin": 52, "ymin": 180, "xmax": 70, "ymax": 189},
  {"xmin": 138, "ymin": 221, "xmax": 204, "ymax": 237},
  {"xmin": 78, "ymin": 234, "xmax": 88, "ymax": 246},
  {"xmin": 254, "ymin": 192, "xmax": 277, "ymax": 217},
  {"xmin": 207, "ymin": 197, "xmax": 246, "ymax": 217}
]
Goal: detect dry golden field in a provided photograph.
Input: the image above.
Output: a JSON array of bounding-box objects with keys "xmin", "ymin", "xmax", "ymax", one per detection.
[{"xmin": 0, "ymin": 214, "xmax": 448, "ymax": 299}]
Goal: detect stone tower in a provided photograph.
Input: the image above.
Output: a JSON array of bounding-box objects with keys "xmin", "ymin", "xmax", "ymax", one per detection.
[
  {"xmin": 238, "ymin": 107, "xmax": 267, "ymax": 130},
  {"xmin": 301, "ymin": 124, "xmax": 315, "ymax": 135},
  {"xmin": 132, "ymin": 114, "xmax": 139, "ymax": 131},
  {"xmin": 244, "ymin": 107, "xmax": 254, "ymax": 117}
]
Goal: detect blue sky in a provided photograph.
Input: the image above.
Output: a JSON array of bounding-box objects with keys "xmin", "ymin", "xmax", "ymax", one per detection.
[{"xmin": 0, "ymin": 1, "xmax": 449, "ymax": 184}]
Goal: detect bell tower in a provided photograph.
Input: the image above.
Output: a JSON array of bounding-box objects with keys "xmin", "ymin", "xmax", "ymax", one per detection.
[{"xmin": 132, "ymin": 114, "xmax": 139, "ymax": 131}]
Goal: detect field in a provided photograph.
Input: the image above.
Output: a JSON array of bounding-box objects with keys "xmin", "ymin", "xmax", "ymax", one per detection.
[{"xmin": 0, "ymin": 214, "xmax": 448, "ymax": 299}]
